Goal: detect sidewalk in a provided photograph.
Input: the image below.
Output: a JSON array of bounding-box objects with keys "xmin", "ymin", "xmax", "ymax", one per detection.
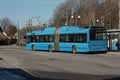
[{"xmin": 107, "ymin": 51, "xmax": 120, "ymax": 55}]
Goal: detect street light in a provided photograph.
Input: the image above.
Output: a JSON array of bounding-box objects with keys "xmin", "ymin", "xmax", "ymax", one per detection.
[
  {"xmin": 96, "ymin": 19, "xmax": 99, "ymax": 23},
  {"xmin": 77, "ymin": 15, "xmax": 81, "ymax": 26},
  {"xmin": 71, "ymin": 16, "xmax": 74, "ymax": 18},
  {"xmin": 96, "ymin": 19, "xmax": 99, "ymax": 26},
  {"xmin": 70, "ymin": 15, "xmax": 81, "ymax": 26},
  {"xmin": 78, "ymin": 16, "xmax": 81, "ymax": 19},
  {"xmin": 70, "ymin": 15, "xmax": 74, "ymax": 26}
]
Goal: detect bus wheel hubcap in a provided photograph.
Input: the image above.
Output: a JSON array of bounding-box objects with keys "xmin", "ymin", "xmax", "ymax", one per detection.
[
  {"xmin": 72, "ymin": 47, "xmax": 76, "ymax": 54},
  {"xmin": 49, "ymin": 46, "xmax": 52, "ymax": 52},
  {"xmin": 32, "ymin": 46, "xmax": 35, "ymax": 51}
]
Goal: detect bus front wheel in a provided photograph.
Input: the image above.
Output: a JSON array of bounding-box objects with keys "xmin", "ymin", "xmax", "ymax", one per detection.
[
  {"xmin": 72, "ymin": 46, "xmax": 76, "ymax": 54},
  {"xmin": 48, "ymin": 46, "xmax": 52, "ymax": 52}
]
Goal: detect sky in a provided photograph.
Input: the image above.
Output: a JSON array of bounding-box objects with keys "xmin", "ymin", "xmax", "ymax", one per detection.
[{"xmin": 0, "ymin": 0, "xmax": 66, "ymax": 28}]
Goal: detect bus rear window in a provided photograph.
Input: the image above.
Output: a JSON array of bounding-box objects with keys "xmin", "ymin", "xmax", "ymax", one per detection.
[{"xmin": 90, "ymin": 30, "xmax": 106, "ymax": 40}]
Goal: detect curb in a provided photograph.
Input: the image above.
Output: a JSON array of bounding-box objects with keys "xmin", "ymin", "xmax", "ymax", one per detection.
[{"xmin": 107, "ymin": 52, "xmax": 120, "ymax": 55}]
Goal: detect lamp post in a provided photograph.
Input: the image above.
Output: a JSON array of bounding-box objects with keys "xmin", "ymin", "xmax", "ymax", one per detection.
[
  {"xmin": 71, "ymin": 15, "xmax": 74, "ymax": 26},
  {"xmin": 70, "ymin": 15, "xmax": 80, "ymax": 26},
  {"xmin": 96, "ymin": 19, "xmax": 99, "ymax": 26},
  {"xmin": 29, "ymin": 19, "xmax": 32, "ymax": 27},
  {"xmin": 65, "ymin": 12, "xmax": 68, "ymax": 26},
  {"xmin": 77, "ymin": 16, "xmax": 81, "ymax": 26},
  {"xmin": 17, "ymin": 21, "xmax": 19, "ymax": 45}
]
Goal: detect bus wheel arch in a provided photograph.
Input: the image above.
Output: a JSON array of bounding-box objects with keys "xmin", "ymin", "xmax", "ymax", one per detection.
[
  {"xmin": 48, "ymin": 45, "xmax": 52, "ymax": 52},
  {"xmin": 72, "ymin": 46, "xmax": 76, "ymax": 54},
  {"xmin": 32, "ymin": 45, "xmax": 35, "ymax": 51}
]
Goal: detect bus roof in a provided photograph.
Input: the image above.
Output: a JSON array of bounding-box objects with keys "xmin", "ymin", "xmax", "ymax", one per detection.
[
  {"xmin": 60, "ymin": 26, "xmax": 89, "ymax": 34},
  {"xmin": 32, "ymin": 27, "xmax": 56, "ymax": 35},
  {"xmin": 26, "ymin": 26, "xmax": 106, "ymax": 36},
  {"xmin": 26, "ymin": 32, "xmax": 32, "ymax": 36}
]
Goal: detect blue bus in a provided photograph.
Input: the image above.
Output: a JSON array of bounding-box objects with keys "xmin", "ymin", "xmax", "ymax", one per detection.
[{"xmin": 26, "ymin": 26, "xmax": 108, "ymax": 53}]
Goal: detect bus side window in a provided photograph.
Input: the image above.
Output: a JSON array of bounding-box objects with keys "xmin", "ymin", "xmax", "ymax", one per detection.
[
  {"xmin": 48, "ymin": 36, "xmax": 50, "ymax": 42},
  {"xmin": 79, "ymin": 34, "xmax": 87, "ymax": 43},
  {"xmin": 31, "ymin": 36, "xmax": 35, "ymax": 42},
  {"xmin": 73, "ymin": 34, "xmax": 77, "ymax": 42},
  {"xmin": 82, "ymin": 35, "xmax": 87, "ymax": 43},
  {"xmin": 49, "ymin": 35, "xmax": 54, "ymax": 42},
  {"xmin": 36, "ymin": 36, "xmax": 40, "ymax": 42},
  {"xmin": 33, "ymin": 38, "xmax": 36, "ymax": 42},
  {"xmin": 66, "ymin": 35, "xmax": 69, "ymax": 42},
  {"xmin": 40, "ymin": 36, "xmax": 44, "ymax": 42},
  {"xmin": 69, "ymin": 35, "xmax": 73, "ymax": 42},
  {"xmin": 60, "ymin": 35, "xmax": 64, "ymax": 42}
]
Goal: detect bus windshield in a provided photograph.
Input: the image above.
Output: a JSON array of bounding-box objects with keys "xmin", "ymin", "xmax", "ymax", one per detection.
[
  {"xmin": 26, "ymin": 36, "xmax": 31, "ymax": 43},
  {"xmin": 90, "ymin": 29, "xmax": 106, "ymax": 40}
]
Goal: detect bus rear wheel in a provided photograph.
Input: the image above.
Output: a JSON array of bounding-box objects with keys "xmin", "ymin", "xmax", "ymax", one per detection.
[
  {"xmin": 72, "ymin": 46, "xmax": 76, "ymax": 54},
  {"xmin": 48, "ymin": 46, "xmax": 52, "ymax": 52},
  {"xmin": 32, "ymin": 45, "xmax": 35, "ymax": 51}
]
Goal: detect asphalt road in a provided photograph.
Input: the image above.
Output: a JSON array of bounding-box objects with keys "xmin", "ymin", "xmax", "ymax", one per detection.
[{"xmin": 0, "ymin": 45, "xmax": 120, "ymax": 80}]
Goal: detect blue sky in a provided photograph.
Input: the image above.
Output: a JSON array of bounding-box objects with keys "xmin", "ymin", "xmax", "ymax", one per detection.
[{"xmin": 0, "ymin": 0, "xmax": 66, "ymax": 28}]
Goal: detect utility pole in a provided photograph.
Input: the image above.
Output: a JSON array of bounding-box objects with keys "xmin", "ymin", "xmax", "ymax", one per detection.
[
  {"xmin": 118, "ymin": 0, "xmax": 120, "ymax": 29},
  {"xmin": 92, "ymin": 12, "xmax": 95, "ymax": 26},
  {"xmin": 29, "ymin": 19, "xmax": 32, "ymax": 27},
  {"xmin": 0, "ymin": 18, "xmax": 1, "ymax": 27},
  {"xmin": 17, "ymin": 21, "xmax": 19, "ymax": 45},
  {"xmin": 65, "ymin": 12, "xmax": 68, "ymax": 26}
]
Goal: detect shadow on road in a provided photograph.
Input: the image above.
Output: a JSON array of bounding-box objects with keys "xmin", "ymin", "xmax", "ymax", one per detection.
[
  {"xmin": 0, "ymin": 68, "xmax": 34, "ymax": 80},
  {"xmin": 0, "ymin": 68, "xmax": 120, "ymax": 80},
  {"xmin": 0, "ymin": 68, "xmax": 68, "ymax": 80},
  {"xmin": 31, "ymin": 70, "xmax": 120, "ymax": 80}
]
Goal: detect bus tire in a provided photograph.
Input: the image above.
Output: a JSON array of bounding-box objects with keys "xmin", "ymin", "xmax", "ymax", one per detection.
[
  {"xmin": 48, "ymin": 46, "xmax": 52, "ymax": 52},
  {"xmin": 72, "ymin": 46, "xmax": 76, "ymax": 54},
  {"xmin": 32, "ymin": 45, "xmax": 35, "ymax": 51}
]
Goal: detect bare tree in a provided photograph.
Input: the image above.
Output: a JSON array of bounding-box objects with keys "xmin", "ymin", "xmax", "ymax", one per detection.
[
  {"xmin": 51, "ymin": 0, "xmax": 100, "ymax": 27},
  {"xmin": 1, "ymin": 17, "xmax": 17, "ymax": 36},
  {"xmin": 103, "ymin": 0, "xmax": 118, "ymax": 29},
  {"xmin": 6, "ymin": 25, "xmax": 17, "ymax": 37},
  {"xmin": 51, "ymin": 0, "xmax": 119, "ymax": 29},
  {"xmin": 51, "ymin": 0, "xmax": 74, "ymax": 27}
]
